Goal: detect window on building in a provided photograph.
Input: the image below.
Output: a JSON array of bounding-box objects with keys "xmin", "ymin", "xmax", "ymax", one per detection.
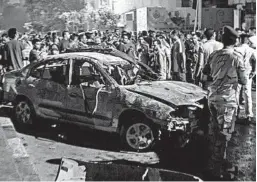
[
  {"xmin": 126, "ymin": 13, "xmax": 134, "ymax": 21},
  {"xmin": 100, "ymin": 0, "xmax": 108, "ymax": 6},
  {"xmin": 216, "ymin": 0, "xmax": 229, "ymax": 8},
  {"xmin": 245, "ymin": 2, "xmax": 256, "ymax": 14},
  {"xmin": 182, "ymin": 0, "xmax": 193, "ymax": 7}
]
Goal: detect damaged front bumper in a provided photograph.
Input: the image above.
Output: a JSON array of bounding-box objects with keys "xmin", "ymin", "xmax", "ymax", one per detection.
[
  {"xmin": 166, "ymin": 117, "xmax": 190, "ymax": 132},
  {"xmin": 159, "ymin": 114, "xmax": 201, "ymax": 148}
]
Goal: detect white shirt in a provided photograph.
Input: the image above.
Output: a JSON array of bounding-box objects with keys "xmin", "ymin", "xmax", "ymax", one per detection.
[
  {"xmin": 202, "ymin": 39, "xmax": 224, "ymax": 65},
  {"xmin": 235, "ymin": 43, "xmax": 256, "ymax": 71}
]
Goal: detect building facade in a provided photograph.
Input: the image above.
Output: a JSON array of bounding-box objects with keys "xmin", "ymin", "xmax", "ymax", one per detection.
[
  {"xmin": 113, "ymin": 0, "xmax": 183, "ymax": 14},
  {"xmin": 116, "ymin": 0, "xmax": 197, "ymax": 32},
  {"xmin": 228, "ymin": 0, "xmax": 256, "ymax": 28},
  {"xmin": 85, "ymin": 0, "xmax": 115, "ymax": 11}
]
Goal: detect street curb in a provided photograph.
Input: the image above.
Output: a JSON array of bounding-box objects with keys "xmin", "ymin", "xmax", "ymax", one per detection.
[{"xmin": 0, "ymin": 117, "xmax": 40, "ymax": 181}]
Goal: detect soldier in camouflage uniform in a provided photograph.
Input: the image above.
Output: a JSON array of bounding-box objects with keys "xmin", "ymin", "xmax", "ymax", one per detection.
[{"xmin": 202, "ymin": 26, "xmax": 248, "ymax": 180}]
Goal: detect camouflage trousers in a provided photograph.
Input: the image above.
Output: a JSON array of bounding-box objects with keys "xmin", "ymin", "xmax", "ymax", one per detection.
[{"xmin": 207, "ymin": 102, "xmax": 237, "ymax": 177}]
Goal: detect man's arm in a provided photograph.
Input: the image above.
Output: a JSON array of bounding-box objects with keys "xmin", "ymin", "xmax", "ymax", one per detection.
[
  {"xmin": 249, "ymin": 51, "xmax": 256, "ymax": 79},
  {"xmin": 164, "ymin": 47, "xmax": 171, "ymax": 76},
  {"xmin": 236, "ymin": 56, "xmax": 248, "ymax": 85},
  {"xmin": 195, "ymin": 46, "xmax": 204, "ymax": 77},
  {"xmin": 202, "ymin": 51, "xmax": 213, "ymax": 76}
]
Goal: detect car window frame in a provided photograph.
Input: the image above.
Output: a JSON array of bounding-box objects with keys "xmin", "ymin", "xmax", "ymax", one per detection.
[
  {"xmin": 42, "ymin": 58, "xmax": 69, "ymax": 86},
  {"xmin": 28, "ymin": 58, "xmax": 70, "ymax": 86},
  {"xmin": 69, "ymin": 58, "xmax": 114, "ymax": 88},
  {"xmin": 28, "ymin": 62, "xmax": 46, "ymax": 79}
]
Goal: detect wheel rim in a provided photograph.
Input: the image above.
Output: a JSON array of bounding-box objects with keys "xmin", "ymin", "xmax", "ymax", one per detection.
[
  {"xmin": 126, "ymin": 123, "xmax": 154, "ymax": 150},
  {"xmin": 15, "ymin": 101, "xmax": 31, "ymax": 124}
]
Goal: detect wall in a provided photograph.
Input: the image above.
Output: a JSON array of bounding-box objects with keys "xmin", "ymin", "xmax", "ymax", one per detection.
[
  {"xmin": 168, "ymin": 7, "xmax": 196, "ymax": 30},
  {"xmin": 136, "ymin": 7, "xmax": 148, "ymax": 32},
  {"xmin": 147, "ymin": 7, "xmax": 180, "ymax": 31},
  {"xmin": 114, "ymin": 0, "xmax": 181, "ymax": 14},
  {"xmin": 85, "ymin": 0, "xmax": 113, "ymax": 10},
  {"xmin": 122, "ymin": 9, "xmax": 137, "ymax": 32},
  {"xmin": 202, "ymin": 8, "xmax": 234, "ymax": 30},
  {"xmin": 228, "ymin": 0, "xmax": 256, "ymax": 28}
]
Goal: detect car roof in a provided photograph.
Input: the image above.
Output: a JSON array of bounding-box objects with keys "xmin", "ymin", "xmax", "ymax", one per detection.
[{"xmin": 45, "ymin": 52, "xmax": 131, "ymax": 66}]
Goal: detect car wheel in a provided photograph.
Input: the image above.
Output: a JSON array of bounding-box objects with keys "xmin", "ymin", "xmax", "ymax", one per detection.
[
  {"xmin": 121, "ymin": 118, "xmax": 157, "ymax": 152},
  {"xmin": 14, "ymin": 99, "xmax": 35, "ymax": 126}
]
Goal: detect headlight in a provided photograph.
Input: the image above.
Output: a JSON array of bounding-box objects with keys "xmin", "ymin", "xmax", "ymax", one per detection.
[
  {"xmin": 188, "ymin": 106, "xmax": 197, "ymax": 119},
  {"xmin": 167, "ymin": 121, "xmax": 175, "ymax": 131},
  {"xmin": 188, "ymin": 110, "xmax": 196, "ymax": 119},
  {"xmin": 188, "ymin": 106, "xmax": 197, "ymax": 111}
]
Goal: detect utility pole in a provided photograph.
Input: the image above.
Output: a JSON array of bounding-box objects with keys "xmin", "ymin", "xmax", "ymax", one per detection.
[
  {"xmin": 194, "ymin": 0, "xmax": 199, "ymax": 32},
  {"xmin": 198, "ymin": 0, "xmax": 202, "ymax": 30}
]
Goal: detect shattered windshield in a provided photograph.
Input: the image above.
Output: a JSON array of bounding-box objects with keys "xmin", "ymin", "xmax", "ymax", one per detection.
[
  {"xmin": 81, "ymin": 52, "xmax": 144, "ymax": 85},
  {"xmin": 102, "ymin": 62, "xmax": 141, "ymax": 85}
]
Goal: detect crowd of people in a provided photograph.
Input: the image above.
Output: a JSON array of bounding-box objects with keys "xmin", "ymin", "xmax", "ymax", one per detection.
[
  {"xmin": 0, "ymin": 27, "xmax": 255, "ymax": 83},
  {"xmin": 0, "ymin": 25, "xmax": 256, "ymax": 180}
]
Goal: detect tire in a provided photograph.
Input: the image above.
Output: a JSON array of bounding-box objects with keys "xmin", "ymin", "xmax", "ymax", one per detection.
[
  {"xmin": 13, "ymin": 99, "xmax": 36, "ymax": 129},
  {"xmin": 120, "ymin": 117, "xmax": 157, "ymax": 152}
]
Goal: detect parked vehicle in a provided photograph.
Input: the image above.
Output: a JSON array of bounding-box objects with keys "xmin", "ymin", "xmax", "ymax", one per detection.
[{"xmin": 1, "ymin": 50, "xmax": 207, "ymax": 152}]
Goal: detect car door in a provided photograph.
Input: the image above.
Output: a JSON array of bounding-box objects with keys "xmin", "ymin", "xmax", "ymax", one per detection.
[
  {"xmin": 26, "ymin": 59, "xmax": 69, "ymax": 120},
  {"xmin": 65, "ymin": 58, "xmax": 117, "ymax": 127}
]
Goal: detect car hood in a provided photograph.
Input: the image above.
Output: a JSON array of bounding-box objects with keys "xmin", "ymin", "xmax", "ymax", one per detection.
[{"xmin": 122, "ymin": 81, "xmax": 207, "ymax": 107}]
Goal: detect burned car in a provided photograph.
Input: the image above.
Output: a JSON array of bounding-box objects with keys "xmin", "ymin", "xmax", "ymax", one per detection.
[{"xmin": 1, "ymin": 49, "xmax": 207, "ymax": 152}]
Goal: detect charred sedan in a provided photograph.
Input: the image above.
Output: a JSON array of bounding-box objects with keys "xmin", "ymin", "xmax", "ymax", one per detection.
[{"xmin": 1, "ymin": 51, "xmax": 207, "ymax": 152}]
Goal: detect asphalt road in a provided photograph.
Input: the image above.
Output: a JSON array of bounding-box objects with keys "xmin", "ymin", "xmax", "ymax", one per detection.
[{"xmin": 0, "ymin": 92, "xmax": 255, "ymax": 181}]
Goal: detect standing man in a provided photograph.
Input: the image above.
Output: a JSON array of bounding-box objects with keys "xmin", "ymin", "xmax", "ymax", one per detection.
[
  {"xmin": 5, "ymin": 28, "xmax": 24, "ymax": 70},
  {"xmin": 148, "ymin": 30, "xmax": 156, "ymax": 49},
  {"xmin": 114, "ymin": 28, "xmax": 121, "ymax": 39},
  {"xmin": 170, "ymin": 30, "xmax": 186, "ymax": 82},
  {"xmin": 137, "ymin": 36, "xmax": 150, "ymax": 65},
  {"xmin": 202, "ymin": 26, "xmax": 247, "ymax": 180},
  {"xmin": 29, "ymin": 39, "xmax": 42, "ymax": 63},
  {"xmin": 185, "ymin": 33, "xmax": 199, "ymax": 83},
  {"xmin": 69, "ymin": 33, "xmax": 79, "ymax": 49},
  {"xmin": 21, "ymin": 34, "xmax": 33, "ymax": 66},
  {"xmin": 157, "ymin": 35, "xmax": 171, "ymax": 80},
  {"xmin": 142, "ymin": 30, "xmax": 151, "ymax": 47},
  {"xmin": 59, "ymin": 30, "xmax": 70, "ymax": 53},
  {"xmin": 151, "ymin": 39, "xmax": 166, "ymax": 80},
  {"xmin": 235, "ymin": 34, "xmax": 256, "ymax": 124},
  {"xmin": 85, "ymin": 31, "xmax": 95, "ymax": 44},
  {"xmin": 249, "ymin": 27, "xmax": 256, "ymax": 37},
  {"xmin": 122, "ymin": 34, "xmax": 137, "ymax": 59},
  {"xmin": 249, "ymin": 27, "xmax": 256, "ymax": 48},
  {"xmin": 196, "ymin": 28, "xmax": 223, "ymax": 89},
  {"xmin": 114, "ymin": 40, "xmax": 126, "ymax": 53},
  {"xmin": 0, "ymin": 33, "xmax": 9, "ymax": 72}
]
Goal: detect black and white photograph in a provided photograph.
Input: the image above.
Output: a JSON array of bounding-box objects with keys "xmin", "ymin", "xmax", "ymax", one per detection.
[{"xmin": 0, "ymin": 0, "xmax": 256, "ymax": 181}]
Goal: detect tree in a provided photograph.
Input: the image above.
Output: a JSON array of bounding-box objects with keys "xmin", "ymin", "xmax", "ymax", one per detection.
[
  {"xmin": 94, "ymin": 7, "xmax": 120, "ymax": 30},
  {"xmin": 24, "ymin": 0, "xmax": 120, "ymax": 32},
  {"xmin": 24, "ymin": 0, "xmax": 85, "ymax": 19},
  {"xmin": 24, "ymin": 0, "xmax": 86, "ymax": 32}
]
